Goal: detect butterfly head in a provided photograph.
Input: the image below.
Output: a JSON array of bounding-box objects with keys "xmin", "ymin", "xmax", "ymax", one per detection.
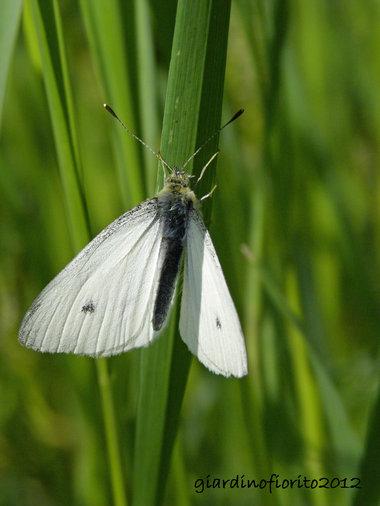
[
  {"xmin": 161, "ymin": 169, "xmax": 197, "ymax": 203},
  {"xmin": 164, "ymin": 169, "xmax": 190, "ymax": 192}
]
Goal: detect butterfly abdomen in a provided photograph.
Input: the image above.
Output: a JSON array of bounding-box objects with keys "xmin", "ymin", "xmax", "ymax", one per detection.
[{"xmin": 153, "ymin": 194, "xmax": 192, "ymax": 331}]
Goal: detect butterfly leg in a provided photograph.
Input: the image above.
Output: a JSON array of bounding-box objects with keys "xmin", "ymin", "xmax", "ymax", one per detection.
[
  {"xmin": 200, "ymin": 185, "xmax": 217, "ymax": 201},
  {"xmin": 196, "ymin": 151, "xmax": 219, "ymax": 185}
]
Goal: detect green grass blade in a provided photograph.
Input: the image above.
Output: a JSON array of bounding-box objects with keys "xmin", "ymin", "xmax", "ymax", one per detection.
[
  {"xmin": 97, "ymin": 359, "xmax": 128, "ymax": 506},
  {"xmin": 353, "ymin": 382, "xmax": 380, "ymax": 506},
  {"xmin": 133, "ymin": 2, "xmax": 232, "ymax": 505},
  {"xmin": 0, "ymin": 0, "xmax": 23, "ymax": 131},
  {"xmin": 286, "ymin": 272, "xmax": 327, "ymax": 506},
  {"xmin": 28, "ymin": 0, "xmax": 89, "ymax": 251},
  {"xmin": 79, "ymin": 0, "xmax": 143, "ymax": 206},
  {"xmin": 135, "ymin": 0, "xmax": 159, "ymax": 195},
  {"xmin": 28, "ymin": 2, "xmax": 127, "ymax": 504}
]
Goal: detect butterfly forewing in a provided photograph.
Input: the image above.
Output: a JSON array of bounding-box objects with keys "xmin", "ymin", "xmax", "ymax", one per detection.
[{"xmin": 19, "ymin": 199, "xmax": 165, "ymax": 356}]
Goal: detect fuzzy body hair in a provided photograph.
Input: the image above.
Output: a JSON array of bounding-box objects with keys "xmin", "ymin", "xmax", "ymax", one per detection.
[{"xmin": 152, "ymin": 170, "xmax": 197, "ymax": 330}]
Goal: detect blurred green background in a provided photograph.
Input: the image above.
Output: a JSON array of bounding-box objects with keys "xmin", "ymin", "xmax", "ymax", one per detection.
[{"xmin": 1, "ymin": 1, "xmax": 380, "ymax": 505}]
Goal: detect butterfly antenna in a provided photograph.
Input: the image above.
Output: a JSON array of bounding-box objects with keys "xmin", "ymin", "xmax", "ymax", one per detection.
[
  {"xmin": 104, "ymin": 104, "xmax": 172, "ymax": 172},
  {"xmin": 182, "ymin": 108, "xmax": 244, "ymax": 170}
]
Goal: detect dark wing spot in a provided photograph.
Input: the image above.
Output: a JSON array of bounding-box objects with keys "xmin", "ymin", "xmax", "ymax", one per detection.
[
  {"xmin": 82, "ymin": 301, "xmax": 95, "ymax": 313},
  {"xmin": 216, "ymin": 317, "xmax": 222, "ymax": 330}
]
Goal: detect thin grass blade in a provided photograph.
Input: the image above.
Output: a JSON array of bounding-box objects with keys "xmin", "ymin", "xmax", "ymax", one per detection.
[
  {"xmin": 0, "ymin": 0, "xmax": 23, "ymax": 131},
  {"xmin": 79, "ymin": 0, "xmax": 143, "ymax": 206}
]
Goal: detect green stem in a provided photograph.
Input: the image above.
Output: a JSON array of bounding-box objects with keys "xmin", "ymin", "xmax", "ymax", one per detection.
[
  {"xmin": 96, "ymin": 360, "xmax": 127, "ymax": 506},
  {"xmin": 133, "ymin": 1, "xmax": 232, "ymax": 505}
]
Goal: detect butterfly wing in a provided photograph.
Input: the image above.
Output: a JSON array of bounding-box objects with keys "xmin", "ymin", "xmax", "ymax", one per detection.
[
  {"xmin": 19, "ymin": 199, "xmax": 164, "ymax": 356},
  {"xmin": 179, "ymin": 209, "xmax": 248, "ymax": 377}
]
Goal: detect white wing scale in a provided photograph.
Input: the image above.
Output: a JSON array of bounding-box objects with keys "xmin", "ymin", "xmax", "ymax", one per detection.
[
  {"xmin": 19, "ymin": 199, "xmax": 164, "ymax": 356},
  {"xmin": 180, "ymin": 209, "xmax": 248, "ymax": 378}
]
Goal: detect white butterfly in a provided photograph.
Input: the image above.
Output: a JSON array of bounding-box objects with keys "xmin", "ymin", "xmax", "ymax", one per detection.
[{"xmin": 19, "ymin": 107, "xmax": 248, "ymax": 378}]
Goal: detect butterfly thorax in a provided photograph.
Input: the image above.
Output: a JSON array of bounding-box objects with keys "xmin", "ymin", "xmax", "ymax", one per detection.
[{"xmin": 157, "ymin": 169, "xmax": 196, "ymax": 241}]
